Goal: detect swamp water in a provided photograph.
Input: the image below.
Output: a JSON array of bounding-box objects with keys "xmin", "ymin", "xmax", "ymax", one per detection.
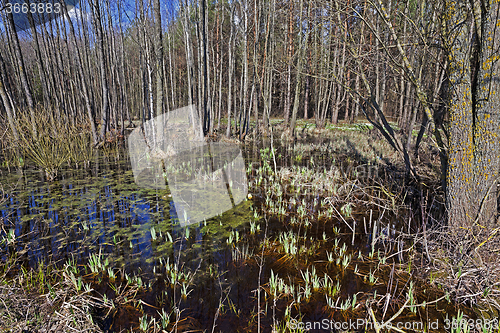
[{"xmin": 0, "ymin": 138, "xmax": 475, "ymax": 332}]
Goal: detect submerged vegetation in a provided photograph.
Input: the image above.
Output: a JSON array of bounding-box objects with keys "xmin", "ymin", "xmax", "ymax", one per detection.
[{"xmin": 0, "ymin": 121, "xmax": 498, "ymax": 332}]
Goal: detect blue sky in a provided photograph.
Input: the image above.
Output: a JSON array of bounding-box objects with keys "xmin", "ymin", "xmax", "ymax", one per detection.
[{"xmin": 0, "ymin": 0, "xmax": 179, "ymax": 35}]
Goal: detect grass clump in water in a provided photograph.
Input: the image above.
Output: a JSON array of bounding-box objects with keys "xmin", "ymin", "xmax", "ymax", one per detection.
[{"xmin": 7, "ymin": 109, "xmax": 97, "ymax": 180}]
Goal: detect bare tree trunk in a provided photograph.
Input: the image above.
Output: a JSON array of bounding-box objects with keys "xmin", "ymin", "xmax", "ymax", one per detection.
[
  {"xmin": 62, "ymin": 2, "xmax": 98, "ymax": 144},
  {"xmin": 446, "ymin": 0, "xmax": 500, "ymax": 227},
  {"xmin": 303, "ymin": 11, "xmax": 312, "ymax": 121},
  {"xmin": 201, "ymin": 0, "xmax": 210, "ymax": 134},
  {"xmin": 226, "ymin": 3, "xmax": 235, "ymax": 137},
  {"xmin": 89, "ymin": 0, "xmax": 110, "ymax": 142},
  {"xmin": 27, "ymin": 12, "xmax": 50, "ymax": 111},
  {"xmin": 0, "ymin": 52, "xmax": 18, "ymax": 140},
  {"xmin": 252, "ymin": 0, "xmax": 260, "ymax": 134},
  {"xmin": 167, "ymin": 31, "xmax": 176, "ymax": 110},
  {"xmin": 104, "ymin": 0, "xmax": 119, "ymax": 131},
  {"xmin": 261, "ymin": 0, "xmax": 275, "ymax": 130},
  {"xmin": 398, "ymin": 75, "xmax": 406, "ymax": 128},
  {"xmin": 345, "ymin": 70, "xmax": 351, "ymax": 121},
  {"xmin": 284, "ymin": 0, "xmax": 294, "ymax": 125},
  {"xmin": 240, "ymin": 0, "xmax": 249, "ymax": 139},
  {"xmin": 333, "ymin": 8, "xmax": 348, "ymax": 125},
  {"xmin": 182, "ymin": 0, "xmax": 195, "ymax": 107},
  {"xmin": 289, "ymin": 0, "xmax": 306, "ymax": 135},
  {"xmin": 216, "ymin": 2, "xmax": 223, "ymax": 131},
  {"xmin": 117, "ymin": 0, "xmax": 131, "ymax": 131},
  {"xmin": 145, "ymin": 37, "xmax": 154, "ymax": 121},
  {"xmin": 6, "ymin": 11, "xmax": 36, "ymax": 136},
  {"xmin": 374, "ymin": 14, "xmax": 381, "ymax": 123},
  {"xmin": 153, "ymin": 0, "xmax": 164, "ymax": 118}
]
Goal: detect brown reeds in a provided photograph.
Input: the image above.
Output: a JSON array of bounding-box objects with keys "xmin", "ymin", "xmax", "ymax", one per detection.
[
  {"xmin": 0, "ymin": 257, "xmax": 104, "ymax": 332},
  {"xmin": 5, "ymin": 108, "xmax": 97, "ymax": 180}
]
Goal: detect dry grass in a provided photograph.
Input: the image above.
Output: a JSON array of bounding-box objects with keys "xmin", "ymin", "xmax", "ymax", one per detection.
[
  {"xmin": 3, "ymin": 108, "xmax": 97, "ymax": 180},
  {"xmin": 0, "ymin": 259, "xmax": 104, "ymax": 333},
  {"xmin": 423, "ymin": 223, "xmax": 500, "ymax": 318}
]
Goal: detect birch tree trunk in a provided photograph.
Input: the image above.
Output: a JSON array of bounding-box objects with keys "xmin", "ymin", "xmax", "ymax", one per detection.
[
  {"xmin": 226, "ymin": 4, "xmax": 235, "ymax": 137},
  {"xmin": 153, "ymin": 0, "xmax": 164, "ymax": 118},
  {"xmin": 289, "ymin": 0, "xmax": 306, "ymax": 136},
  {"xmin": 0, "ymin": 52, "xmax": 18, "ymax": 140},
  {"xmin": 182, "ymin": 0, "xmax": 195, "ymax": 107},
  {"xmin": 90, "ymin": 0, "xmax": 110, "ymax": 142},
  {"xmin": 284, "ymin": 1, "xmax": 294, "ymax": 125},
  {"xmin": 62, "ymin": 2, "xmax": 98, "ymax": 144},
  {"xmin": 6, "ymin": 10, "xmax": 36, "ymax": 136}
]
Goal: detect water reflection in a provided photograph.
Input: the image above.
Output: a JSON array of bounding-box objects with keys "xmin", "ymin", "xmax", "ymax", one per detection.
[{"xmin": 0, "ymin": 150, "xmax": 251, "ymax": 273}]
